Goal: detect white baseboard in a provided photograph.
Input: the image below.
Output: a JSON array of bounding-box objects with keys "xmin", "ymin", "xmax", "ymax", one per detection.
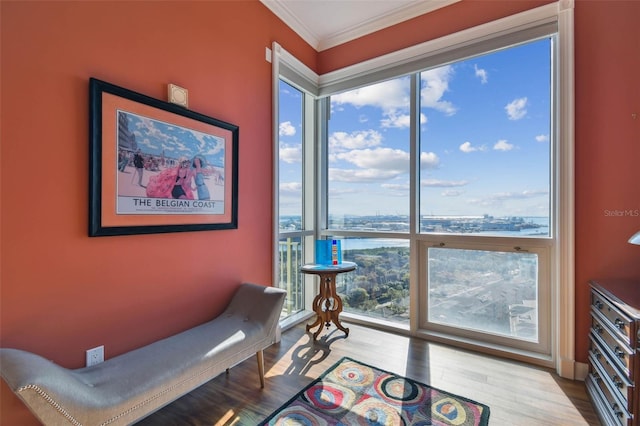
[{"xmin": 574, "ymin": 361, "xmax": 589, "ymax": 381}]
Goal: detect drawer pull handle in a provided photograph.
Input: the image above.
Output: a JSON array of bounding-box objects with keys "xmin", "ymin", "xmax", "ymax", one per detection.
[
  {"xmin": 612, "ymin": 375, "xmax": 624, "ymax": 388},
  {"xmin": 612, "ymin": 403, "xmax": 624, "ymax": 418},
  {"xmin": 594, "ymin": 348, "xmax": 601, "ymax": 359},
  {"xmin": 594, "ymin": 300, "xmax": 604, "ymax": 310},
  {"xmin": 614, "ymin": 318, "xmax": 625, "ymax": 329},
  {"xmin": 594, "ymin": 324, "xmax": 603, "ymax": 334},
  {"xmin": 614, "ymin": 346, "xmax": 626, "ymax": 359}
]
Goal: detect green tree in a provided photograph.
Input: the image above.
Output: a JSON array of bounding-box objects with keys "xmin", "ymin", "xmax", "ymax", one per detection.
[{"xmin": 347, "ymin": 288, "xmax": 368, "ymax": 308}]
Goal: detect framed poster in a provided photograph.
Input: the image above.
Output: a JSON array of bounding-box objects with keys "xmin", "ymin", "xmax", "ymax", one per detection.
[{"xmin": 89, "ymin": 78, "xmax": 238, "ymax": 236}]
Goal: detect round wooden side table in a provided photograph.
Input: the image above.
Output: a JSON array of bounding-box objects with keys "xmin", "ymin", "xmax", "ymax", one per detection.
[{"xmin": 301, "ymin": 261, "xmax": 357, "ymax": 340}]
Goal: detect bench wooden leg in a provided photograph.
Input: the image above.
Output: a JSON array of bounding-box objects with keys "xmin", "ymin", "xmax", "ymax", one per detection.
[{"xmin": 256, "ymin": 350, "xmax": 265, "ymax": 388}]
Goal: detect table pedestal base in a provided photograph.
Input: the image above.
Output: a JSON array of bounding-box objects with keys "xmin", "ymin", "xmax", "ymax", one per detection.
[{"xmin": 305, "ymin": 271, "xmax": 350, "ymax": 340}]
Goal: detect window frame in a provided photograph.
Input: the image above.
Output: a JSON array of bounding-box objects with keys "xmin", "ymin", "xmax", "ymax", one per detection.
[
  {"xmin": 271, "ymin": 1, "xmax": 575, "ymax": 378},
  {"xmin": 272, "ymin": 47, "xmax": 318, "ymax": 328},
  {"xmin": 417, "ymin": 237, "xmax": 553, "ymax": 360}
]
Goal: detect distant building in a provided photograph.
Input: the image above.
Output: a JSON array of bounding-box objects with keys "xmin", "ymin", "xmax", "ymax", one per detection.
[{"xmin": 118, "ymin": 112, "xmax": 137, "ymax": 152}]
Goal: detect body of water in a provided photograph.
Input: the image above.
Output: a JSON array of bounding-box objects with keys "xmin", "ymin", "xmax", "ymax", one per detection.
[{"xmin": 337, "ymin": 217, "xmax": 551, "ymax": 250}]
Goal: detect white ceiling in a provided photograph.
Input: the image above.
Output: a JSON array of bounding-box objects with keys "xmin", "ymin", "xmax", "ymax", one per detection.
[{"xmin": 260, "ymin": 0, "xmax": 460, "ymax": 51}]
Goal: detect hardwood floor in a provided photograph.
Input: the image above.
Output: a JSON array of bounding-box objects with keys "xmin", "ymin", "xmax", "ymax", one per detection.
[{"xmin": 137, "ymin": 322, "xmax": 600, "ymax": 426}]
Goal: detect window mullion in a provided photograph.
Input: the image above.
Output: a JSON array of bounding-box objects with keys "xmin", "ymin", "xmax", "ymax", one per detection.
[
  {"xmin": 410, "ymin": 74, "xmax": 419, "ymax": 236},
  {"xmin": 316, "ymin": 98, "xmax": 329, "ymax": 234}
]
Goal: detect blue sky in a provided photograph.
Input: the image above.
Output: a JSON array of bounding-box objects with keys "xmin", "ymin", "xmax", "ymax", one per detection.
[
  {"xmin": 279, "ymin": 38, "xmax": 551, "ymax": 219},
  {"xmin": 124, "ymin": 112, "xmax": 226, "ymax": 168}
]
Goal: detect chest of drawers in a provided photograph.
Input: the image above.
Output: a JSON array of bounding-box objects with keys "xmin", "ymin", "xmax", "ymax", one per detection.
[{"xmin": 586, "ymin": 279, "xmax": 640, "ymax": 426}]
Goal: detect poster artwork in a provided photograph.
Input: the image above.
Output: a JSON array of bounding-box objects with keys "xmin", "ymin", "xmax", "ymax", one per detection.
[{"xmin": 116, "ymin": 110, "xmax": 225, "ymax": 215}]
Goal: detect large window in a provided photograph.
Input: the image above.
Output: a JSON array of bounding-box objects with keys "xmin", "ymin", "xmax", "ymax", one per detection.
[
  {"xmin": 427, "ymin": 247, "xmax": 540, "ymax": 339},
  {"xmin": 276, "ymin": 80, "xmax": 307, "ymax": 319},
  {"xmin": 422, "ymin": 244, "xmax": 550, "ymax": 356},
  {"xmin": 328, "ymin": 76, "xmax": 411, "ymax": 228},
  {"xmin": 278, "ymin": 80, "xmax": 304, "ymax": 226},
  {"xmin": 413, "ymin": 38, "xmax": 553, "ymax": 355},
  {"xmin": 337, "ymin": 237, "xmax": 410, "ymax": 325},
  {"xmin": 322, "ymin": 38, "xmax": 554, "ymax": 356},
  {"xmin": 273, "ymin": 2, "xmax": 574, "ymax": 373},
  {"xmin": 419, "ymin": 39, "xmax": 551, "ymax": 237}
]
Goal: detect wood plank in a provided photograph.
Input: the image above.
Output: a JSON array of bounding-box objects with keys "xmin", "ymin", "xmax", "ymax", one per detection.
[{"xmin": 136, "ymin": 322, "xmax": 600, "ymax": 425}]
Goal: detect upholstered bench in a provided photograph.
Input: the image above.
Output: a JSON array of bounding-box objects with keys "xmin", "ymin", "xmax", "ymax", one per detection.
[{"xmin": 0, "ymin": 282, "xmax": 286, "ymax": 426}]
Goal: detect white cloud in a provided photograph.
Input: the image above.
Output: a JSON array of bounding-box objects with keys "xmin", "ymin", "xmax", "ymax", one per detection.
[
  {"xmin": 490, "ymin": 190, "xmax": 548, "ymax": 201},
  {"xmin": 459, "ymin": 141, "xmax": 486, "ymax": 153},
  {"xmin": 331, "ymin": 78, "xmax": 426, "ymax": 128},
  {"xmin": 493, "ymin": 140, "xmax": 514, "ymax": 151},
  {"xmin": 505, "ymin": 97, "xmax": 528, "ymax": 120},
  {"xmin": 329, "ymin": 130, "xmax": 383, "ymax": 151},
  {"xmin": 441, "ymin": 189, "xmax": 464, "ymax": 197},
  {"xmin": 381, "ymin": 110, "xmax": 410, "ymax": 128},
  {"xmin": 381, "ymin": 183, "xmax": 410, "ymax": 191},
  {"xmin": 381, "ymin": 111, "xmax": 428, "ymax": 128},
  {"xmin": 536, "ymin": 134, "xmax": 549, "ymax": 143},
  {"xmin": 468, "ymin": 189, "xmax": 549, "ymax": 207},
  {"xmin": 194, "ymin": 133, "xmax": 224, "ymax": 155},
  {"xmin": 460, "ymin": 142, "xmax": 474, "ymax": 153},
  {"xmin": 279, "ymin": 86, "xmax": 299, "ymax": 99},
  {"xmin": 327, "ymin": 148, "xmax": 439, "ymax": 182},
  {"xmin": 279, "ymin": 143, "xmax": 301, "ymax": 163},
  {"xmin": 279, "ymin": 121, "xmax": 296, "ymax": 137},
  {"xmin": 421, "ymin": 179, "xmax": 469, "ymax": 187},
  {"xmin": 332, "ymin": 78, "xmax": 409, "ymax": 111},
  {"xmin": 474, "ymin": 64, "xmax": 488, "ymax": 84},
  {"xmin": 279, "ymin": 182, "xmax": 302, "ymax": 194},
  {"xmin": 135, "ymin": 118, "xmax": 174, "ymax": 147},
  {"xmin": 133, "ymin": 118, "xmax": 226, "ymax": 159},
  {"xmin": 420, "ymin": 151, "xmax": 440, "ymax": 169},
  {"xmin": 329, "ymin": 168, "xmax": 401, "ymax": 183},
  {"xmin": 336, "ymin": 147, "xmax": 408, "ymax": 171},
  {"xmin": 331, "ymin": 69, "xmax": 457, "ymax": 120},
  {"xmin": 421, "ymin": 66, "xmax": 457, "ymax": 115},
  {"xmin": 326, "ymin": 186, "xmax": 359, "ymax": 196}
]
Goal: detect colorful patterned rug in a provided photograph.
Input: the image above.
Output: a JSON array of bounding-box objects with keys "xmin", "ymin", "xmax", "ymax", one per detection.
[{"xmin": 260, "ymin": 357, "xmax": 490, "ymax": 425}]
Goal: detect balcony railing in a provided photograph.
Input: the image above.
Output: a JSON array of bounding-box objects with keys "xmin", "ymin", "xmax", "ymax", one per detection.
[{"xmin": 278, "ymin": 237, "xmax": 304, "ymax": 316}]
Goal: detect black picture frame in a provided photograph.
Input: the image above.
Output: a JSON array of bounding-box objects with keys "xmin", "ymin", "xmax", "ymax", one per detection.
[{"xmin": 89, "ymin": 78, "xmax": 238, "ymax": 237}]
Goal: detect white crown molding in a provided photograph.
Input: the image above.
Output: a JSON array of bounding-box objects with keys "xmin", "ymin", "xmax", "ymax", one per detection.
[
  {"xmin": 261, "ymin": 0, "xmax": 460, "ymax": 51},
  {"xmin": 261, "ymin": 0, "xmax": 322, "ymax": 49},
  {"xmin": 317, "ymin": 1, "xmax": 560, "ymax": 94},
  {"xmin": 318, "ymin": 0, "xmax": 460, "ymax": 51}
]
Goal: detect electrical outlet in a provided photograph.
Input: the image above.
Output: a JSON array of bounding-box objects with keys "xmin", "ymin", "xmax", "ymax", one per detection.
[{"xmin": 86, "ymin": 345, "xmax": 104, "ymax": 367}]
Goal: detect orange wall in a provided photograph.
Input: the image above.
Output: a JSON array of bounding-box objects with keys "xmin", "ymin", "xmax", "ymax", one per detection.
[
  {"xmin": 2, "ymin": 0, "xmax": 639, "ymax": 423},
  {"xmin": 0, "ymin": 1, "xmax": 314, "ymax": 424},
  {"xmin": 573, "ymin": 0, "xmax": 640, "ymax": 356}
]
